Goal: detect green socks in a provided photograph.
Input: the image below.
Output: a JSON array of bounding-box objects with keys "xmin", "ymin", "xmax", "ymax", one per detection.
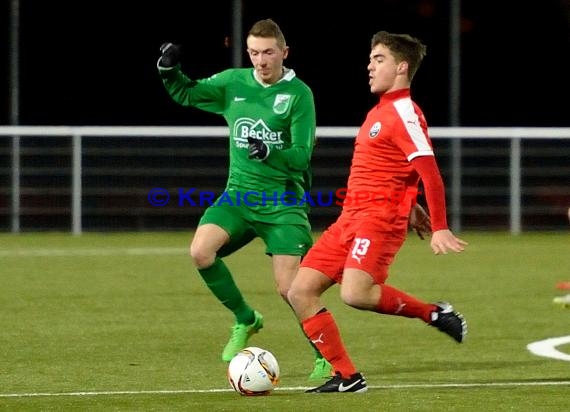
[{"xmin": 198, "ymin": 257, "xmax": 254, "ymax": 325}]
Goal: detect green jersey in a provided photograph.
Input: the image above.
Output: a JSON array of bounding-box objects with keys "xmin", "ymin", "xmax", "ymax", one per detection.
[{"xmin": 159, "ymin": 67, "xmax": 316, "ymax": 224}]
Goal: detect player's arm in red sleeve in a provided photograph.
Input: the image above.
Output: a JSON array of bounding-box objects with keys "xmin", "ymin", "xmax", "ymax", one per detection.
[
  {"xmin": 410, "ymin": 155, "xmax": 468, "ymax": 254},
  {"xmin": 410, "ymin": 155, "xmax": 448, "ymax": 231}
]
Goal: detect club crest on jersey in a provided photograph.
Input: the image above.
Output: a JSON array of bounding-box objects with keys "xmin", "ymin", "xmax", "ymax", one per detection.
[
  {"xmin": 273, "ymin": 94, "xmax": 292, "ymax": 114},
  {"xmin": 369, "ymin": 121, "xmax": 381, "ymax": 138}
]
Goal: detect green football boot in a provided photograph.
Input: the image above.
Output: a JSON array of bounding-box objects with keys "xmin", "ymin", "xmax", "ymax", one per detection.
[
  {"xmin": 222, "ymin": 310, "xmax": 264, "ymax": 362},
  {"xmin": 309, "ymin": 356, "xmax": 333, "ymax": 380}
]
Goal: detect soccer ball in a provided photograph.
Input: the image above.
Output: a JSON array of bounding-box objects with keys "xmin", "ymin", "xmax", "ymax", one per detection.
[{"xmin": 227, "ymin": 346, "xmax": 280, "ymax": 396}]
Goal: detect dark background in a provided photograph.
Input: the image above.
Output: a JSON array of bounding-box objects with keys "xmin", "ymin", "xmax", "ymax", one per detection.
[{"xmin": 1, "ymin": 0, "xmax": 569, "ymax": 127}]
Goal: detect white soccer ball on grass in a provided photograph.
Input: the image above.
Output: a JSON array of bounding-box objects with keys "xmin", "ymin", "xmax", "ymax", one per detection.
[{"xmin": 227, "ymin": 346, "xmax": 280, "ymax": 396}]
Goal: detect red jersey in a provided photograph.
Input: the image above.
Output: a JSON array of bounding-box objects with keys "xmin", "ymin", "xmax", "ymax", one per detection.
[{"xmin": 341, "ymin": 88, "xmax": 433, "ymax": 219}]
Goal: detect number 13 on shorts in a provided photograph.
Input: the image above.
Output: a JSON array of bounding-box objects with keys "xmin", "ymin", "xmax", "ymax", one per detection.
[{"xmin": 351, "ymin": 237, "xmax": 370, "ymax": 263}]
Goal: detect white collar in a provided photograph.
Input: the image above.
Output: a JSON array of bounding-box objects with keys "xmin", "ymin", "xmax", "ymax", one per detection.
[{"xmin": 253, "ymin": 67, "xmax": 295, "ymax": 87}]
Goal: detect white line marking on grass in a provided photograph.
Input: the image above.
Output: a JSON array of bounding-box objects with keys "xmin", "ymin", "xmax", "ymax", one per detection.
[
  {"xmin": 2, "ymin": 381, "xmax": 570, "ymax": 398},
  {"xmin": 0, "ymin": 247, "xmax": 187, "ymax": 257},
  {"xmin": 527, "ymin": 335, "xmax": 570, "ymax": 361}
]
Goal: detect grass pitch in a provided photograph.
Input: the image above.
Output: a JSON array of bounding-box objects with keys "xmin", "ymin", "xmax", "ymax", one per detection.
[{"xmin": 0, "ymin": 231, "xmax": 569, "ymax": 411}]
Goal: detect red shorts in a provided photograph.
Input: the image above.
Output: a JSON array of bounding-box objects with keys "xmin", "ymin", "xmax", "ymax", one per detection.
[{"xmin": 301, "ymin": 213, "xmax": 408, "ymax": 284}]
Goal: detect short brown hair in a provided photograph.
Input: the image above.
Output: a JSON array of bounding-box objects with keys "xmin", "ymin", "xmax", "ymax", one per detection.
[
  {"xmin": 371, "ymin": 31, "xmax": 427, "ymax": 81},
  {"xmin": 248, "ymin": 19, "xmax": 287, "ymax": 49}
]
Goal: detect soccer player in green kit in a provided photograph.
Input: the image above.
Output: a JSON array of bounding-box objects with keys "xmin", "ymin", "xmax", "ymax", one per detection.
[{"xmin": 157, "ymin": 18, "xmax": 332, "ymax": 380}]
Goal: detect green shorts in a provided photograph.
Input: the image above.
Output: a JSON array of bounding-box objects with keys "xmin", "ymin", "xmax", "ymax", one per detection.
[{"xmin": 198, "ymin": 205, "xmax": 312, "ymax": 257}]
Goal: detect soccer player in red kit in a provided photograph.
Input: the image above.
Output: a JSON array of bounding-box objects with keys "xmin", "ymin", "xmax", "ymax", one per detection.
[{"xmin": 288, "ymin": 31, "xmax": 469, "ymax": 393}]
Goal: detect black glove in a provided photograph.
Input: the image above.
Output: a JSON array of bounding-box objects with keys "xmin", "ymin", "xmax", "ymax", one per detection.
[
  {"xmin": 247, "ymin": 136, "xmax": 269, "ymax": 160},
  {"xmin": 158, "ymin": 43, "xmax": 181, "ymax": 68}
]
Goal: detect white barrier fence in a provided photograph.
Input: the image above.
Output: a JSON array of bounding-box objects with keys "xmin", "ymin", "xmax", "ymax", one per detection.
[{"xmin": 1, "ymin": 126, "xmax": 569, "ymax": 235}]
